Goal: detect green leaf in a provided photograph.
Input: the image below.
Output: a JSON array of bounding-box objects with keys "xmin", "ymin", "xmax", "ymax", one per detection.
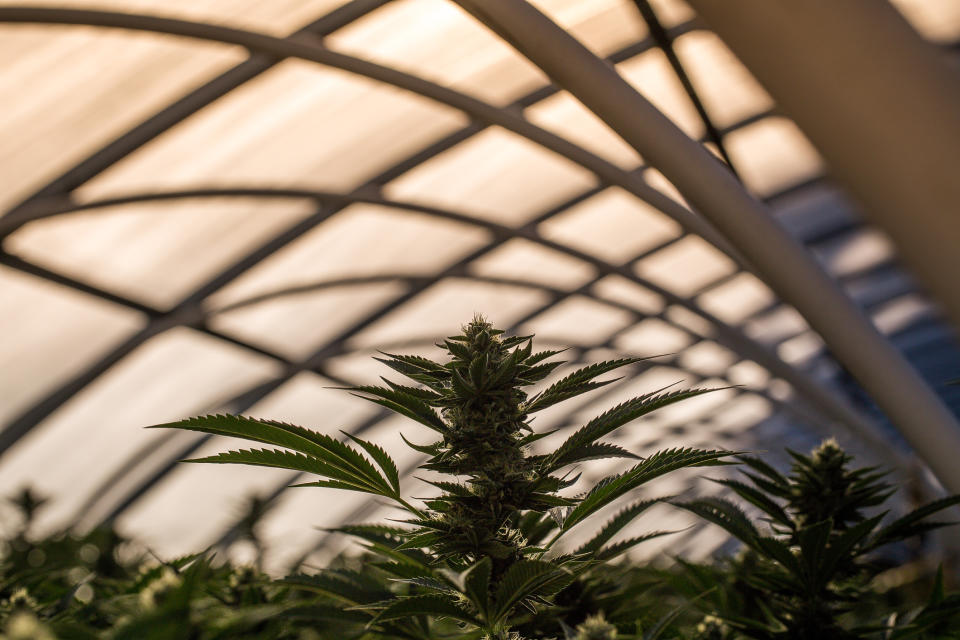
[
  {"xmin": 186, "ymin": 448, "xmax": 386, "ymax": 496},
  {"xmin": 562, "ymin": 448, "xmax": 738, "ymax": 533},
  {"xmin": 867, "ymin": 495, "xmax": 960, "ymax": 551},
  {"xmin": 524, "ymin": 357, "xmax": 646, "ymax": 414},
  {"xmin": 463, "ymin": 557, "xmax": 492, "ymax": 621},
  {"xmin": 341, "ymin": 431, "xmax": 400, "ymax": 494},
  {"xmin": 346, "ymin": 385, "xmax": 447, "ymax": 432},
  {"xmin": 373, "ymin": 594, "xmax": 480, "ymax": 626},
  {"xmin": 283, "ymin": 571, "xmax": 390, "ymax": 605},
  {"xmin": 816, "ymin": 515, "xmax": 884, "ymax": 588},
  {"xmin": 671, "ymin": 497, "xmax": 760, "ymax": 546},
  {"xmin": 399, "ymin": 432, "xmax": 442, "ymax": 456},
  {"xmin": 710, "ymin": 477, "xmax": 792, "ymax": 529},
  {"xmin": 594, "ymin": 529, "xmax": 679, "ymax": 561},
  {"xmin": 547, "ymin": 387, "xmax": 721, "ymax": 471},
  {"xmin": 493, "ymin": 560, "xmax": 571, "ymax": 622},
  {"xmin": 149, "ymin": 414, "xmax": 387, "ymax": 492},
  {"xmin": 548, "ymin": 441, "xmax": 640, "ymax": 469},
  {"xmin": 575, "ymin": 499, "xmax": 661, "ymax": 555}
]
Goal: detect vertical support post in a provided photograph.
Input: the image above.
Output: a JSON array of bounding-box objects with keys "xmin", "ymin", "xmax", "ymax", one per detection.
[{"xmin": 452, "ymin": 0, "xmax": 960, "ymax": 493}]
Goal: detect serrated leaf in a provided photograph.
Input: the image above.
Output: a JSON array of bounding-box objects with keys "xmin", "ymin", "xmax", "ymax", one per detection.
[
  {"xmin": 493, "ymin": 560, "xmax": 571, "ymax": 622},
  {"xmin": 562, "ymin": 448, "xmax": 738, "ymax": 532},
  {"xmin": 346, "ymin": 385, "xmax": 447, "ymax": 432},
  {"xmin": 373, "ymin": 594, "xmax": 479, "ymax": 625},
  {"xmin": 463, "ymin": 558, "xmax": 492, "ymax": 621},
  {"xmin": 341, "ymin": 431, "xmax": 400, "ymax": 494},
  {"xmin": 399, "ymin": 432, "xmax": 443, "ymax": 456},
  {"xmin": 524, "ymin": 358, "xmax": 646, "ymax": 414},
  {"xmin": 575, "ymin": 499, "xmax": 661, "ymax": 555},
  {"xmin": 594, "ymin": 529, "xmax": 679, "ymax": 561},
  {"xmin": 548, "ymin": 441, "xmax": 640, "ymax": 469},
  {"xmin": 867, "ymin": 495, "xmax": 960, "ymax": 551},
  {"xmin": 150, "ymin": 414, "xmax": 382, "ymax": 485},
  {"xmin": 671, "ymin": 496, "xmax": 760, "ymax": 546},
  {"xmin": 710, "ymin": 477, "xmax": 792, "ymax": 529},
  {"xmin": 186, "ymin": 448, "xmax": 386, "ymax": 496},
  {"xmin": 548, "ymin": 386, "xmax": 720, "ymax": 472}
]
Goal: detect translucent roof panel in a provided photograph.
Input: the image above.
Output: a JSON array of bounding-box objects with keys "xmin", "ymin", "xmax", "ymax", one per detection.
[{"xmin": 1, "ymin": 0, "xmax": 958, "ymax": 567}]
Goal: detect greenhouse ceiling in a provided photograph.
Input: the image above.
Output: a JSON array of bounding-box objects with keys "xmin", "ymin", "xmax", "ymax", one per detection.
[{"xmin": 1, "ymin": 0, "xmax": 959, "ymax": 571}]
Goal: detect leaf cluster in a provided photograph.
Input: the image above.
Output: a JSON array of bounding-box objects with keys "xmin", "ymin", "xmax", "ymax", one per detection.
[
  {"xmin": 149, "ymin": 315, "xmax": 736, "ymax": 638},
  {"xmin": 671, "ymin": 439, "xmax": 960, "ymax": 639}
]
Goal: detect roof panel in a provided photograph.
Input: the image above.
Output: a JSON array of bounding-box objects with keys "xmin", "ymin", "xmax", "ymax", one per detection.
[
  {"xmin": 724, "ymin": 117, "xmax": 824, "ymax": 197},
  {"xmin": 617, "ymin": 48, "xmax": 704, "ymax": 139},
  {"xmin": 77, "ymin": 59, "xmax": 468, "ymax": 198},
  {"xmin": 0, "ymin": 327, "xmax": 281, "ymax": 536},
  {"xmin": 0, "ymin": 25, "xmax": 245, "ymax": 211},
  {"xmin": 348, "ymin": 278, "xmax": 552, "ymax": 349},
  {"xmin": 525, "ymin": 91, "xmax": 643, "ymax": 168},
  {"xmin": 0, "ymin": 266, "xmax": 144, "ymax": 426},
  {"xmin": 7, "ymin": 197, "xmax": 316, "ymax": 309},
  {"xmin": 469, "ymin": 238, "xmax": 597, "ymax": 290},
  {"xmin": 326, "ymin": 0, "xmax": 549, "ymax": 105},
  {"xmin": 383, "ymin": 127, "xmax": 599, "ymax": 224},
  {"xmin": 538, "ymin": 186, "xmax": 681, "ymax": 263},
  {"xmin": 672, "ymin": 30, "xmax": 774, "ymax": 129},
  {"xmin": 635, "ymin": 235, "xmax": 737, "ymax": 296},
  {"xmin": 208, "ymin": 204, "xmax": 492, "ymax": 306}
]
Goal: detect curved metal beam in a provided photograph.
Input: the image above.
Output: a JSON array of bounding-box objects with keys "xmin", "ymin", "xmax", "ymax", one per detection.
[
  {"xmin": 0, "ymin": 0, "xmax": 393, "ymax": 216},
  {"xmin": 686, "ymin": 0, "xmax": 960, "ymax": 338},
  {"xmin": 452, "ymin": 0, "xmax": 960, "ymax": 494},
  {"xmin": 6, "ymin": 186, "xmax": 901, "ymax": 471},
  {"xmin": 0, "ymin": 7, "xmax": 736, "ymax": 261}
]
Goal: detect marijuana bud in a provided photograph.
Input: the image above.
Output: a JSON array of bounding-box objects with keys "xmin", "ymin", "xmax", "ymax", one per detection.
[{"xmin": 574, "ymin": 612, "xmax": 617, "ymax": 640}]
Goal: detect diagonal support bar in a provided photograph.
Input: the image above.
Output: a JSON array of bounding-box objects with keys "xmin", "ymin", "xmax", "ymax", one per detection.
[{"xmin": 452, "ymin": 0, "xmax": 960, "ymax": 493}]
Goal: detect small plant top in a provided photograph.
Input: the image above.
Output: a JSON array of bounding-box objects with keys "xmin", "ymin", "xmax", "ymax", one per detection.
[
  {"xmin": 150, "ymin": 315, "xmax": 737, "ymax": 639},
  {"xmin": 671, "ymin": 439, "xmax": 960, "ymax": 639}
]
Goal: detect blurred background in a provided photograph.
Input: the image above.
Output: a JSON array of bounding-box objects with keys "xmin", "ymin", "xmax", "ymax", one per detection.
[{"xmin": 1, "ymin": 0, "xmax": 959, "ymax": 573}]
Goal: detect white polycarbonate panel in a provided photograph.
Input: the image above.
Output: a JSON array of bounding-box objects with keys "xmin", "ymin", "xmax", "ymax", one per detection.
[
  {"xmin": 677, "ymin": 341, "xmax": 738, "ymax": 377},
  {"xmin": 635, "ymin": 235, "xmax": 736, "ymax": 296},
  {"xmin": 469, "ymin": 238, "xmax": 597, "ymax": 290},
  {"xmin": 209, "ymin": 204, "xmax": 492, "ymax": 305},
  {"xmin": 672, "ymin": 30, "xmax": 774, "ymax": 129},
  {"xmin": 0, "ymin": 26, "xmax": 245, "ymax": 211},
  {"xmin": 383, "ymin": 127, "xmax": 599, "ymax": 225},
  {"xmin": 0, "ymin": 267, "xmax": 144, "ymax": 426},
  {"xmin": 326, "ymin": 0, "xmax": 550, "ymax": 105},
  {"xmin": 78, "ymin": 60, "xmax": 468, "ymax": 198},
  {"xmin": 520, "ymin": 295, "xmax": 635, "ymax": 345},
  {"xmin": 645, "ymin": 0, "xmax": 696, "ymax": 28},
  {"xmin": 817, "ymin": 229, "xmax": 895, "ymax": 277},
  {"xmin": 7, "ymin": 197, "xmax": 316, "ymax": 309},
  {"xmin": 591, "ymin": 275, "xmax": 665, "ymax": 315},
  {"xmin": 209, "ymin": 281, "xmax": 410, "ymax": 360},
  {"xmin": 724, "ymin": 117, "xmax": 825, "ymax": 197},
  {"xmin": 348, "ymin": 278, "xmax": 553, "ymax": 349},
  {"xmin": 525, "ymin": 91, "xmax": 643, "ymax": 168},
  {"xmin": 0, "ymin": 328, "xmax": 280, "ymax": 536},
  {"xmin": 615, "ymin": 317, "xmax": 694, "ymax": 355},
  {"xmin": 538, "ymin": 187, "xmax": 681, "ymax": 263},
  {"xmin": 697, "ymin": 272, "xmax": 776, "ymax": 324}
]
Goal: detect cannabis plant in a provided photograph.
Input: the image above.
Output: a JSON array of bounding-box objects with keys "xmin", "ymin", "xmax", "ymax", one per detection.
[
  {"xmin": 671, "ymin": 439, "xmax": 960, "ymax": 639},
  {"xmin": 151, "ymin": 316, "xmax": 736, "ymax": 639}
]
